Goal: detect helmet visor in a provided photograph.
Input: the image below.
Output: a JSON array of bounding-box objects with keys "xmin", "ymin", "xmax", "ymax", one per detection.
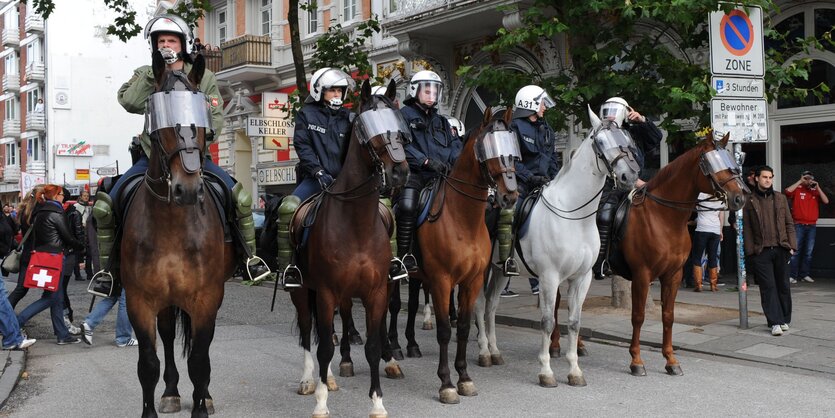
[
  {"xmin": 600, "ymin": 102, "xmax": 628, "ymax": 126},
  {"xmin": 536, "ymin": 90, "xmax": 556, "ymax": 110},
  {"xmin": 476, "ymin": 130, "xmax": 521, "ymax": 162},
  {"xmin": 316, "ymin": 69, "xmax": 356, "ymax": 97},
  {"xmin": 415, "ymin": 81, "xmax": 443, "ymax": 107},
  {"xmin": 146, "ymin": 91, "xmax": 212, "ymax": 133}
]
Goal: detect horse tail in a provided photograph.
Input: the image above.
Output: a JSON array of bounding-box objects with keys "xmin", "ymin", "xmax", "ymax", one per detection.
[{"xmin": 173, "ymin": 306, "xmax": 193, "ymax": 358}]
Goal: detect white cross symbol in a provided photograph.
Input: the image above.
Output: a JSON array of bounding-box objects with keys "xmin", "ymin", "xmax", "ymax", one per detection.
[{"xmin": 33, "ymin": 269, "xmax": 54, "ymax": 288}]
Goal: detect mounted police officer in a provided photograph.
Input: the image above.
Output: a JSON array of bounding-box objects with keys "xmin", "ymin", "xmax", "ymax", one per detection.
[
  {"xmin": 497, "ymin": 85, "xmax": 557, "ymax": 294},
  {"xmin": 91, "ymin": 15, "xmax": 268, "ymax": 296},
  {"xmin": 276, "ymin": 68, "xmax": 355, "ymax": 289},
  {"xmin": 396, "ymin": 70, "xmax": 462, "ymax": 271},
  {"xmin": 593, "ymin": 97, "xmax": 662, "ymax": 280}
]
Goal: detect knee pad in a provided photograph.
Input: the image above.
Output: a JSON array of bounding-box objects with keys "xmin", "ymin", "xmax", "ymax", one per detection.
[
  {"xmin": 92, "ymin": 192, "xmax": 114, "ymax": 226},
  {"xmin": 231, "ymin": 182, "xmax": 253, "ymax": 217},
  {"xmin": 397, "ymin": 188, "xmax": 419, "ymax": 218}
]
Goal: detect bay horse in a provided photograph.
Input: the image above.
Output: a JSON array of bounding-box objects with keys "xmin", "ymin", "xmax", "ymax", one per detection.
[
  {"xmin": 476, "ymin": 108, "xmax": 640, "ymax": 388},
  {"xmin": 570, "ymin": 130, "xmax": 746, "ymax": 376},
  {"xmin": 120, "ymin": 52, "xmax": 234, "ymax": 418},
  {"xmin": 388, "ymin": 108, "xmax": 520, "ymax": 404},
  {"xmin": 289, "ymin": 79, "xmax": 409, "ymax": 418}
]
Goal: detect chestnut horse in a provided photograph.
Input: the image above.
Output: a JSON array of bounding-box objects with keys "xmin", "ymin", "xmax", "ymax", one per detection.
[
  {"xmin": 120, "ymin": 53, "xmax": 234, "ymax": 418},
  {"xmin": 289, "ymin": 80, "xmax": 409, "ymax": 418},
  {"xmin": 552, "ymin": 131, "xmax": 748, "ymax": 376},
  {"xmin": 388, "ymin": 108, "xmax": 519, "ymax": 404}
]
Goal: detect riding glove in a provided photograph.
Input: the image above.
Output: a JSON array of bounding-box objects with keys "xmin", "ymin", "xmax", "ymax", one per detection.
[
  {"xmin": 424, "ymin": 159, "xmax": 449, "ymax": 175},
  {"xmin": 529, "ymin": 175, "xmax": 549, "ymax": 187},
  {"xmin": 315, "ymin": 170, "xmax": 335, "ymax": 189}
]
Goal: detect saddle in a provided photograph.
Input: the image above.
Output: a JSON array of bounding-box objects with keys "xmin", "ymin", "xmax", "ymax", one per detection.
[
  {"xmin": 416, "ymin": 178, "xmax": 441, "ymax": 227},
  {"xmin": 512, "ymin": 188, "xmax": 544, "ymax": 277},
  {"xmin": 605, "ymin": 189, "xmax": 637, "ymax": 281},
  {"xmin": 289, "ymin": 193, "xmax": 395, "ymax": 249}
]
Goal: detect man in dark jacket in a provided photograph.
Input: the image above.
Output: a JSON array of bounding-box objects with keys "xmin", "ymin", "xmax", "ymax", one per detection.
[{"xmin": 743, "ymin": 166, "xmax": 797, "ymax": 336}]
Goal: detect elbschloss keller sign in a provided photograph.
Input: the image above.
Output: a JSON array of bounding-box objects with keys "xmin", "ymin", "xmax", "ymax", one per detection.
[
  {"xmin": 711, "ymin": 98, "xmax": 768, "ymax": 142},
  {"xmin": 709, "ymin": 6, "xmax": 764, "ymax": 77},
  {"xmin": 257, "ymin": 165, "xmax": 296, "ymax": 186},
  {"xmin": 247, "ymin": 117, "xmax": 294, "ymax": 137}
]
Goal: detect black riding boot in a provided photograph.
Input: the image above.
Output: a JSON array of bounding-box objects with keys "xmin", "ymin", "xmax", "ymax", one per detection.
[
  {"xmin": 593, "ymin": 189, "xmax": 620, "ymax": 280},
  {"xmin": 396, "ymin": 188, "xmax": 419, "ymax": 272}
]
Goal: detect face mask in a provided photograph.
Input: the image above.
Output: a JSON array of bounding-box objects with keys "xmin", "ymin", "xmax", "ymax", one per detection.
[{"xmin": 159, "ymin": 47, "xmax": 179, "ymax": 65}]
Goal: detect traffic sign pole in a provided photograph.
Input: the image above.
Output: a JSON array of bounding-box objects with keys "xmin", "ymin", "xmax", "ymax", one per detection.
[{"xmin": 734, "ymin": 142, "xmax": 748, "ymax": 329}]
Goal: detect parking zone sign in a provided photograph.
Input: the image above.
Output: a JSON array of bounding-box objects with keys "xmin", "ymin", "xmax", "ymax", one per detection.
[{"xmin": 709, "ymin": 7, "xmax": 764, "ymax": 77}]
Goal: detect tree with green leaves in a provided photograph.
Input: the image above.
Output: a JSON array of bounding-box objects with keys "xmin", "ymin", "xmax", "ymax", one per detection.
[{"xmin": 457, "ymin": 1, "xmax": 831, "ymax": 140}]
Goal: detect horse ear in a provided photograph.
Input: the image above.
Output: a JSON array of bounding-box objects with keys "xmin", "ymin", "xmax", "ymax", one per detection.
[
  {"xmin": 720, "ymin": 132, "xmax": 730, "ymax": 148},
  {"xmin": 152, "ymin": 50, "xmax": 166, "ymax": 87},
  {"xmin": 482, "ymin": 107, "xmax": 494, "ymax": 126},
  {"xmin": 189, "ymin": 54, "xmax": 206, "ymax": 87},
  {"xmin": 588, "ymin": 104, "xmax": 601, "ymax": 130},
  {"xmin": 385, "ymin": 79, "xmax": 397, "ymax": 103},
  {"xmin": 503, "ymin": 107, "xmax": 512, "ymax": 126},
  {"xmin": 361, "ymin": 80, "xmax": 371, "ymax": 105}
]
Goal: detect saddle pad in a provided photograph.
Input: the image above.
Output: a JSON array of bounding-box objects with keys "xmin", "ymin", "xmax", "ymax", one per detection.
[
  {"xmin": 290, "ymin": 195, "xmax": 395, "ymax": 249},
  {"xmin": 607, "ymin": 192, "xmax": 635, "ymax": 280},
  {"xmin": 514, "ymin": 189, "xmax": 542, "ymax": 241},
  {"xmin": 416, "ymin": 179, "xmax": 440, "ymax": 227}
]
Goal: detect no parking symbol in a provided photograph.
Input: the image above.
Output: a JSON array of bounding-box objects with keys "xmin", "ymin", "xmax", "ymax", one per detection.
[{"xmin": 709, "ymin": 6, "xmax": 764, "ymax": 77}]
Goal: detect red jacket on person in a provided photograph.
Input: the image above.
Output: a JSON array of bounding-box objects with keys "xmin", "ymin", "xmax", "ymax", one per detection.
[{"xmin": 784, "ymin": 184, "xmax": 822, "ymax": 225}]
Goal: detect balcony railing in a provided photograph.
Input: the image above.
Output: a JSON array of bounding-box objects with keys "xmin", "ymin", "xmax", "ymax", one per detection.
[
  {"xmin": 25, "ymin": 14, "xmax": 44, "ymax": 33},
  {"xmin": 25, "ymin": 62, "xmax": 44, "ymax": 83},
  {"xmin": 3, "ymin": 164, "xmax": 19, "ymax": 184},
  {"xmin": 3, "ymin": 120, "xmax": 20, "ymax": 137},
  {"xmin": 26, "ymin": 159, "xmax": 46, "ymax": 176},
  {"xmin": 2, "ymin": 28, "xmax": 19, "ymax": 48},
  {"xmin": 2, "ymin": 73, "xmax": 20, "ymax": 92},
  {"xmin": 26, "ymin": 112, "xmax": 45, "ymax": 132},
  {"xmin": 202, "ymin": 48, "xmax": 222, "ymax": 74},
  {"xmin": 391, "ymin": 0, "xmax": 455, "ymax": 19},
  {"xmin": 220, "ymin": 35, "xmax": 271, "ymax": 71}
]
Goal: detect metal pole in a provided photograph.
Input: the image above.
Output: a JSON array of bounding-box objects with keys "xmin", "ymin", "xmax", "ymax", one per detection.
[{"xmin": 734, "ymin": 142, "xmax": 748, "ymax": 329}]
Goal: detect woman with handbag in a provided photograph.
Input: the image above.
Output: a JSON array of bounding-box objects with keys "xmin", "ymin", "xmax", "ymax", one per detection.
[
  {"xmin": 16, "ymin": 185, "xmax": 85, "ymax": 345},
  {"xmin": 7, "ymin": 185, "xmax": 43, "ymax": 308}
]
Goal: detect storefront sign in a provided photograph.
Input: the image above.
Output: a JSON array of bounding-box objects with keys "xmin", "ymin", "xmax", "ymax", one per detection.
[
  {"xmin": 76, "ymin": 169, "xmax": 90, "ymax": 180},
  {"xmin": 247, "ymin": 117, "xmax": 295, "ymax": 137},
  {"xmin": 56, "ymin": 142, "xmax": 94, "ymax": 157},
  {"xmin": 257, "ymin": 165, "xmax": 296, "ymax": 186}
]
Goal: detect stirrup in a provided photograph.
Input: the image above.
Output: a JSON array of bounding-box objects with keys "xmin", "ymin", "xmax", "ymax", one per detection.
[
  {"xmin": 87, "ymin": 270, "xmax": 115, "ymax": 298},
  {"xmin": 245, "ymin": 256, "xmax": 271, "ymax": 283},
  {"xmin": 502, "ymin": 258, "xmax": 520, "ymax": 276},
  {"xmin": 402, "ymin": 253, "xmax": 418, "ymax": 273},
  {"xmin": 281, "ymin": 264, "xmax": 303, "ymax": 290},
  {"xmin": 389, "ymin": 258, "xmax": 408, "ymax": 282}
]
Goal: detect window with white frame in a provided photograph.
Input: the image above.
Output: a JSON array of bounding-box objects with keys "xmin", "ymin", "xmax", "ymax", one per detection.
[
  {"xmin": 26, "ymin": 89, "xmax": 40, "ymax": 113},
  {"xmin": 216, "ymin": 6, "xmax": 228, "ymax": 45},
  {"xmin": 26, "ymin": 39, "xmax": 43, "ymax": 66},
  {"xmin": 5, "ymin": 53, "xmax": 18, "ymax": 75},
  {"xmin": 4, "ymin": 7, "xmax": 18, "ymax": 30},
  {"xmin": 343, "ymin": 0, "xmax": 357, "ymax": 21},
  {"xmin": 260, "ymin": 0, "xmax": 272, "ymax": 36},
  {"xmin": 27, "ymin": 136, "xmax": 43, "ymax": 161},
  {"xmin": 305, "ymin": 1, "xmax": 318, "ymax": 35},
  {"xmin": 4, "ymin": 98, "xmax": 17, "ymax": 121},
  {"xmin": 388, "ymin": 0, "xmax": 398, "ymax": 15},
  {"xmin": 5, "ymin": 143, "xmax": 16, "ymax": 166}
]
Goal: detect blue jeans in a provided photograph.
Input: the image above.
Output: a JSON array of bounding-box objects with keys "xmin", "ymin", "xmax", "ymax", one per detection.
[
  {"xmin": 692, "ymin": 231, "xmax": 721, "ymax": 269},
  {"xmin": 17, "ymin": 266, "xmax": 71, "ymax": 340},
  {"xmin": 0, "ymin": 278, "xmax": 25, "ymax": 348},
  {"xmin": 292, "ymin": 178, "xmax": 323, "ymax": 202},
  {"xmin": 110, "ymin": 156, "xmax": 235, "ymax": 200},
  {"xmin": 790, "ymin": 224, "xmax": 816, "ymax": 279},
  {"xmin": 84, "ymin": 288, "xmax": 133, "ymax": 345}
]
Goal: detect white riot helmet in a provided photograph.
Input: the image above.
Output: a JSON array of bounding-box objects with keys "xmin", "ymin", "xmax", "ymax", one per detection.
[
  {"xmin": 599, "ymin": 97, "xmax": 630, "ymax": 127},
  {"xmin": 407, "ymin": 70, "xmax": 443, "ymax": 108},
  {"xmin": 513, "ymin": 85, "xmax": 555, "ymax": 119},
  {"xmin": 371, "ymin": 86, "xmax": 387, "ymax": 96},
  {"xmin": 447, "ymin": 117, "xmax": 464, "ymax": 137},
  {"xmin": 307, "ymin": 68, "xmax": 355, "ymax": 109},
  {"xmin": 144, "ymin": 15, "xmax": 193, "ymax": 54}
]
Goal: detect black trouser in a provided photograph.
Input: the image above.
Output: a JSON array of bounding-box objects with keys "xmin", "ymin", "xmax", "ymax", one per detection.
[
  {"xmin": 750, "ymin": 247, "xmax": 792, "ymax": 327},
  {"xmin": 7, "ymin": 253, "xmax": 32, "ymax": 309},
  {"xmin": 395, "ymin": 187, "xmax": 420, "ymax": 257}
]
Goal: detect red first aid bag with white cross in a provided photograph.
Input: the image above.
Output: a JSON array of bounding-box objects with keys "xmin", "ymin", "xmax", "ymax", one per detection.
[{"xmin": 24, "ymin": 251, "xmax": 64, "ymax": 292}]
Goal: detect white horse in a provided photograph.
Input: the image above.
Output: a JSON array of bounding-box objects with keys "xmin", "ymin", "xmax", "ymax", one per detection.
[{"xmin": 475, "ymin": 107, "xmax": 640, "ymax": 387}]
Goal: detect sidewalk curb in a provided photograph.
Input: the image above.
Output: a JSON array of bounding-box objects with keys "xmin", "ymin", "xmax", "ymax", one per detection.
[{"xmin": 0, "ymin": 350, "xmax": 26, "ymax": 409}]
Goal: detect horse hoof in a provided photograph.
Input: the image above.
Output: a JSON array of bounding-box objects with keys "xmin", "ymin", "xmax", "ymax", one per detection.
[
  {"xmin": 205, "ymin": 398, "xmax": 215, "ymax": 415},
  {"xmin": 312, "ymin": 413, "xmax": 330, "ymax": 418},
  {"xmin": 406, "ymin": 346, "xmax": 422, "ymax": 358},
  {"xmin": 450, "ymin": 320, "xmax": 457, "ymax": 328},
  {"xmin": 326, "ymin": 376, "xmax": 339, "ymax": 391},
  {"xmin": 159, "ymin": 396, "xmax": 181, "ymax": 413},
  {"xmin": 665, "ymin": 364, "xmax": 684, "ymax": 376},
  {"xmin": 630, "ymin": 365, "xmax": 647, "ymax": 377},
  {"xmin": 568, "ymin": 374, "xmax": 587, "ymax": 387},
  {"xmin": 422, "ymin": 322, "xmax": 434, "ymax": 330},
  {"xmin": 298, "ymin": 381, "xmax": 316, "ymax": 395},
  {"xmin": 439, "ymin": 388, "xmax": 460, "ymax": 404},
  {"xmin": 491, "ymin": 354, "xmax": 505, "ymax": 366},
  {"xmin": 369, "ymin": 414, "xmax": 388, "ymax": 418},
  {"xmin": 391, "ymin": 349, "xmax": 404, "ymax": 361},
  {"xmin": 577, "ymin": 346, "xmax": 589, "ymax": 357},
  {"xmin": 538, "ymin": 374, "xmax": 558, "ymax": 388},
  {"xmin": 385, "ymin": 363, "xmax": 405, "ymax": 379},
  {"xmin": 349, "ymin": 334, "xmax": 364, "ymax": 345},
  {"xmin": 340, "ymin": 362, "xmax": 355, "ymax": 377},
  {"xmin": 457, "ymin": 381, "xmax": 478, "ymax": 397},
  {"xmin": 477, "ymin": 354, "xmax": 492, "ymax": 367}
]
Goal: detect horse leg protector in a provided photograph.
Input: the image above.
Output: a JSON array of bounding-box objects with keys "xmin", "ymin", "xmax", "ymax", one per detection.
[
  {"xmin": 395, "ymin": 188, "xmax": 419, "ymax": 272},
  {"xmin": 231, "ymin": 182, "xmax": 256, "ymax": 254},
  {"xmin": 497, "ymin": 208, "xmax": 519, "ymax": 276},
  {"xmin": 92, "ymin": 192, "xmax": 116, "ymax": 269}
]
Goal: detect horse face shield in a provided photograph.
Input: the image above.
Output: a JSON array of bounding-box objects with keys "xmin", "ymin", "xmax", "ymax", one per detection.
[
  {"xmin": 146, "ymin": 90, "xmax": 212, "ymax": 174},
  {"xmin": 477, "ymin": 130, "xmax": 521, "ymax": 204},
  {"xmin": 700, "ymin": 148, "xmax": 749, "ymax": 210},
  {"xmin": 593, "ymin": 127, "xmax": 640, "ymax": 188},
  {"xmin": 355, "ymin": 107, "xmax": 411, "ymax": 191}
]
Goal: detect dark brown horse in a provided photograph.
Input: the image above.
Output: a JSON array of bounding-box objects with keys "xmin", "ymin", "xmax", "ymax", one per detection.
[
  {"xmin": 289, "ymin": 80, "xmax": 409, "ymax": 418},
  {"xmin": 388, "ymin": 108, "xmax": 519, "ymax": 404},
  {"xmin": 120, "ymin": 52, "xmax": 234, "ymax": 418},
  {"xmin": 551, "ymin": 131, "xmax": 748, "ymax": 376}
]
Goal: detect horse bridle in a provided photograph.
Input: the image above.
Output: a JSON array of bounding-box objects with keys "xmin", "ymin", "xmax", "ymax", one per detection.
[{"xmin": 144, "ymin": 71, "xmax": 211, "ymax": 202}]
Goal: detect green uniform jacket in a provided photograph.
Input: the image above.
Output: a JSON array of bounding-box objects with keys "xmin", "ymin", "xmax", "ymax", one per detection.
[{"xmin": 117, "ymin": 63, "xmax": 224, "ymax": 157}]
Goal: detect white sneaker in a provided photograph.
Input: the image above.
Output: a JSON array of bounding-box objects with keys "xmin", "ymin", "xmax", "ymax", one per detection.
[
  {"xmin": 801, "ymin": 276, "xmax": 814, "ymax": 283},
  {"xmin": 789, "ymin": 277, "xmax": 797, "ymax": 284},
  {"xmin": 81, "ymin": 322, "xmax": 93, "ymax": 345},
  {"xmin": 771, "ymin": 325, "xmax": 783, "ymax": 336},
  {"xmin": 117, "ymin": 338, "xmax": 138, "ymax": 348},
  {"xmin": 780, "ymin": 324, "xmax": 789, "ymax": 332},
  {"xmin": 64, "ymin": 316, "xmax": 81, "ymax": 335},
  {"xmin": 18, "ymin": 338, "xmax": 37, "ymax": 349}
]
